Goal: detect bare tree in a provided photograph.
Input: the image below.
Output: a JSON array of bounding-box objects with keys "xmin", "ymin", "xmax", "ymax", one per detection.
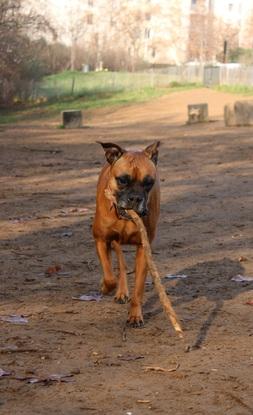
[
  {"xmin": 188, "ymin": 0, "xmax": 239, "ymax": 63},
  {"xmin": 117, "ymin": 2, "xmax": 146, "ymax": 71},
  {"xmin": 55, "ymin": 0, "xmax": 95, "ymax": 71},
  {"xmin": 146, "ymin": 0, "xmax": 186, "ymax": 65},
  {"xmin": 240, "ymin": 11, "xmax": 253, "ymax": 49},
  {"xmin": 0, "ymin": 0, "xmax": 54, "ymax": 104},
  {"xmin": 188, "ymin": 0, "xmax": 215, "ymax": 62},
  {"xmin": 97, "ymin": 0, "xmax": 189, "ymax": 69}
]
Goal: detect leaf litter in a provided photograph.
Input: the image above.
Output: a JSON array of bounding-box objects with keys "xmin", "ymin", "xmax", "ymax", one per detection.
[
  {"xmin": 0, "ymin": 369, "xmax": 79, "ymax": 384},
  {"xmin": 16, "ymin": 373, "xmax": 75, "ymax": 385}
]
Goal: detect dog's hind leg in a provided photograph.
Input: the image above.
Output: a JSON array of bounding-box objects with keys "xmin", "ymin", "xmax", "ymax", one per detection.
[
  {"xmin": 112, "ymin": 241, "xmax": 129, "ymax": 304},
  {"xmin": 96, "ymin": 239, "xmax": 117, "ymax": 294}
]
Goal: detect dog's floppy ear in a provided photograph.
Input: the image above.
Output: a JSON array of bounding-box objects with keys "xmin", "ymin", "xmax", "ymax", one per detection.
[
  {"xmin": 97, "ymin": 141, "xmax": 126, "ymax": 165},
  {"xmin": 144, "ymin": 141, "xmax": 160, "ymax": 165}
]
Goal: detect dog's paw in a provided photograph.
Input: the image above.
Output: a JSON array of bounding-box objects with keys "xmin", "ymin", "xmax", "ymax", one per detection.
[
  {"xmin": 101, "ymin": 278, "xmax": 117, "ymax": 295},
  {"xmin": 114, "ymin": 292, "xmax": 129, "ymax": 304},
  {"xmin": 127, "ymin": 314, "xmax": 144, "ymax": 328}
]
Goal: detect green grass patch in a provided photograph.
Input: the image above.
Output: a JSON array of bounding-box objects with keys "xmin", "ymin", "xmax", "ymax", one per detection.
[
  {"xmin": 0, "ymin": 71, "xmax": 202, "ymax": 124},
  {"xmin": 214, "ymin": 84, "xmax": 253, "ymax": 95}
]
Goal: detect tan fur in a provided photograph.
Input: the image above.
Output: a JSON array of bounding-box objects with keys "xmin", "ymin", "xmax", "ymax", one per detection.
[{"xmin": 93, "ymin": 145, "xmax": 160, "ymax": 326}]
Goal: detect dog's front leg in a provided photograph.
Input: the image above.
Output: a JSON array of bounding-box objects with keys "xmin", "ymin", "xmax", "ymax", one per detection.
[
  {"xmin": 96, "ymin": 239, "xmax": 117, "ymax": 294},
  {"xmin": 127, "ymin": 245, "xmax": 147, "ymax": 327},
  {"xmin": 112, "ymin": 241, "xmax": 129, "ymax": 304}
]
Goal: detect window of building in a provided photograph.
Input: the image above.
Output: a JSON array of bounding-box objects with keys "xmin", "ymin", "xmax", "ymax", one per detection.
[
  {"xmin": 228, "ymin": 3, "xmax": 233, "ymax": 12},
  {"xmin": 151, "ymin": 47, "xmax": 156, "ymax": 58},
  {"xmin": 191, "ymin": 0, "xmax": 197, "ymax": 7},
  {"xmin": 88, "ymin": 0, "xmax": 93, "ymax": 6},
  {"xmin": 145, "ymin": 12, "xmax": 151, "ymax": 20},
  {"xmin": 208, "ymin": 0, "xmax": 214, "ymax": 11},
  {"xmin": 145, "ymin": 28, "xmax": 151, "ymax": 38}
]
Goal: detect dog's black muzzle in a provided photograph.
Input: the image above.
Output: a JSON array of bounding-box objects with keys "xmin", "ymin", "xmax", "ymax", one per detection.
[{"xmin": 116, "ymin": 194, "xmax": 148, "ymax": 220}]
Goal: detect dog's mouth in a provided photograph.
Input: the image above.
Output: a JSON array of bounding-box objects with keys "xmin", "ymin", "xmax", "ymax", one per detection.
[
  {"xmin": 115, "ymin": 206, "xmax": 131, "ymax": 220},
  {"xmin": 115, "ymin": 205, "xmax": 148, "ymax": 220}
]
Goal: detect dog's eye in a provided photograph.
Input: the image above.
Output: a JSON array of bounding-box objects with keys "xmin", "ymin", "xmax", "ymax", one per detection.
[
  {"xmin": 142, "ymin": 175, "xmax": 155, "ymax": 190},
  {"xmin": 116, "ymin": 175, "xmax": 131, "ymax": 186}
]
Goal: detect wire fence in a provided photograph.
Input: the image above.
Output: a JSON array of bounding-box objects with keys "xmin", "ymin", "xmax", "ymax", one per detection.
[
  {"xmin": 35, "ymin": 65, "xmax": 253, "ymax": 99},
  {"xmin": 3, "ymin": 64, "xmax": 253, "ymax": 104}
]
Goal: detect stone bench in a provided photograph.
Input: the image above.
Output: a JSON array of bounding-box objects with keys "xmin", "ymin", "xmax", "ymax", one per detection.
[
  {"xmin": 62, "ymin": 110, "xmax": 82, "ymax": 128},
  {"xmin": 187, "ymin": 103, "xmax": 208, "ymax": 124},
  {"xmin": 224, "ymin": 101, "xmax": 253, "ymax": 126}
]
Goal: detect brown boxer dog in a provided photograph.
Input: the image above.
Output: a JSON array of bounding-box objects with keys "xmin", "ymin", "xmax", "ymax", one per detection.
[{"xmin": 93, "ymin": 141, "xmax": 160, "ymax": 327}]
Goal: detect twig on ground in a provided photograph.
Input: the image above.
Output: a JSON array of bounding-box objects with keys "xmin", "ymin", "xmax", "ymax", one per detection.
[
  {"xmin": 0, "ymin": 347, "xmax": 44, "ymax": 354},
  {"xmin": 23, "ymin": 146, "xmax": 62, "ymax": 154},
  {"xmin": 47, "ymin": 329, "xmax": 82, "ymax": 337},
  {"xmin": 122, "ymin": 324, "xmax": 127, "ymax": 342},
  {"xmin": 144, "ymin": 363, "xmax": 180, "ymax": 373}
]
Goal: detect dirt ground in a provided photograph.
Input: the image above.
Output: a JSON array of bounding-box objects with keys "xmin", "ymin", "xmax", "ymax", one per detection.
[{"xmin": 0, "ymin": 88, "xmax": 253, "ymax": 415}]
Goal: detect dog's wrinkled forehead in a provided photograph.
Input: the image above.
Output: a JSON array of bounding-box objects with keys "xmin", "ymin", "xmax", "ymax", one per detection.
[
  {"xmin": 112, "ymin": 151, "xmax": 156, "ymax": 180},
  {"xmin": 97, "ymin": 141, "xmax": 160, "ymax": 176}
]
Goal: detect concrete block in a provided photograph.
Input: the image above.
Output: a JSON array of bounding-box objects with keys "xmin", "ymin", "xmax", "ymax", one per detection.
[
  {"xmin": 62, "ymin": 110, "xmax": 82, "ymax": 128},
  {"xmin": 188, "ymin": 103, "xmax": 208, "ymax": 124},
  {"xmin": 224, "ymin": 100, "xmax": 253, "ymax": 126}
]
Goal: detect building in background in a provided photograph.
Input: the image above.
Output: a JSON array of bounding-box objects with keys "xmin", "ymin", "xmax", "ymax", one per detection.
[
  {"xmin": 187, "ymin": 0, "xmax": 253, "ymax": 63},
  {"xmin": 48, "ymin": 0, "xmax": 253, "ymax": 68}
]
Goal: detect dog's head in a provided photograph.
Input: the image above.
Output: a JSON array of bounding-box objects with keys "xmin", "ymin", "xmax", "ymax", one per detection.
[{"xmin": 98, "ymin": 141, "xmax": 160, "ymax": 219}]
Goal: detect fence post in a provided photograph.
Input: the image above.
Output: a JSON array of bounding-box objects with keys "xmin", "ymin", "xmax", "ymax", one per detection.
[
  {"xmin": 71, "ymin": 77, "xmax": 75, "ymax": 95},
  {"xmin": 34, "ymin": 82, "xmax": 38, "ymax": 101},
  {"xmin": 150, "ymin": 69, "xmax": 155, "ymax": 88}
]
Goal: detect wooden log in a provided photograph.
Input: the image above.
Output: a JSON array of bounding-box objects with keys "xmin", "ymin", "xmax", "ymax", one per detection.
[
  {"xmin": 62, "ymin": 110, "xmax": 82, "ymax": 128},
  {"xmin": 128, "ymin": 209, "xmax": 183, "ymax": 338},
  {"xmin": 224, "ymin": 100, "xmax": 253, "ymax": 127},
  {"xmin": 224, "ymin": 103, "xmax": 236, "ymax": 126}
]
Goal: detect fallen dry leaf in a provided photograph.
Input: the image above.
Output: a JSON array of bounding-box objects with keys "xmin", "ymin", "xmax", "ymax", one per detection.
[
  {"xmin": 245, "ymin": 300, "xmax": 253, "ymax": 306},
  {"xmin": 239, "ymin": 256, "xmax": 247, "ymax": 262},
  {"xmin": 45, "ymin": 265, "xmax": 62, "ymax": 276}
]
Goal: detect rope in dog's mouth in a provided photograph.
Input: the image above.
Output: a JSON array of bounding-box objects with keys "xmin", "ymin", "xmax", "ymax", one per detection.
[
  {"xmin": 127, "ymin": 209, "xmax": 184, "ymax": 338},
  {"xmin": 104, "ymin": 187, "xmax": 146, "ymax": 220},
  {"xmin": 104, "ymin": 187, "xmax": 183, "ymax": 336}
]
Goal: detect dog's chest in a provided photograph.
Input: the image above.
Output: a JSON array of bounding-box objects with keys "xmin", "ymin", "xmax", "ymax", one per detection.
[{"xmin": 110, "ymin": 220, "xmax": 141, "ymax": 245}]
